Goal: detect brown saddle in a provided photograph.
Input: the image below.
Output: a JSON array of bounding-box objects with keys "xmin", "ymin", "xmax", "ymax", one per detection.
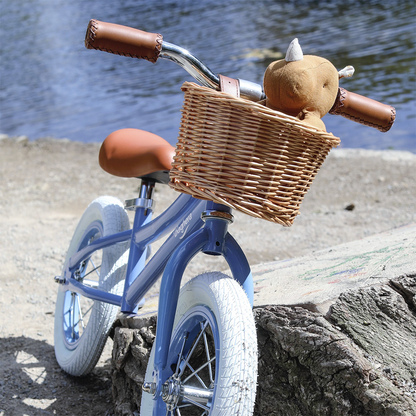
[{"xmin": 99, "ymin": 128, "xmax": 175, "ymax": 181}]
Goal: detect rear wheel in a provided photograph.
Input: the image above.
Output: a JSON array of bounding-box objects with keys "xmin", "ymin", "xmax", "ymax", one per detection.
[
  {"xmin": 54, "ymin": 196, "xmax": 130, "ymax": 376},
  {"xmin": 141, "ymin": 272, "xmax": 258, "ymax": 415}
]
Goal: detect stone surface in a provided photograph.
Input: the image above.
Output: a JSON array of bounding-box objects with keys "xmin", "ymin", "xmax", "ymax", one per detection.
[
  {"xmin": 254, "ymin": 275, "xmax": 416, "ymax": 416},
  {"xmin": 111, "ymin": 274, "xmax": 416, "ymax": 415},
  {"xmin": 110, "ymin": 225, "xmax": 416, "ymax": 415},
  {"xmin": 110, "ymin": 316, "xmax": 157, "ymax": 416},
  {"xmin": 251, "ymin": 223, "xmax": 416, "ymax": 313}
]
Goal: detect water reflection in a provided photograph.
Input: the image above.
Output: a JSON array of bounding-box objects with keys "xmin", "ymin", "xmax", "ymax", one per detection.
[{"xmin": 0, "ymin": 0, "xmax": 414, "ymax": 151}]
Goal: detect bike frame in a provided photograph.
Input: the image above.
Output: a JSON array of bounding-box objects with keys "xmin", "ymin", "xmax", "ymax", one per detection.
[{"xmin": 59, "ymin": 180, "xmax": 254, "ymax": 401}]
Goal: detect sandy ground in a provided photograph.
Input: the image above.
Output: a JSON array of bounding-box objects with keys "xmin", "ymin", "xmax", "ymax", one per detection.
[{"xmin": 0, "ymin": 136, "xmax": 415, "ymax": 415}]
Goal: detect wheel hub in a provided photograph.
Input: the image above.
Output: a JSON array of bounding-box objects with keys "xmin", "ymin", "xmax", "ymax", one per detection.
[
  {"xmin": 162, "ymin": 375, "xmax": 182, "ymax": 411},
  {"xmin": 161, "ymin": 373, "xmax": 214, "ymax": 412}
]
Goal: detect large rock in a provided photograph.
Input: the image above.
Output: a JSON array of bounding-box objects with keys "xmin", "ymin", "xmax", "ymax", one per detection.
[
  {"xmin": 254, "ymin": 275, "xmax": 416, "ymax": 416},
  {"xmin": 110, "ymin": 276, "xmax": 416, "ymax": 415},
  {"xmin": 110, "ymin": 225, "xmax": 416, "ymax": 415},
  {"xmin": 111, "ymin": 315, "xmax": 157, "ymax": 416}
]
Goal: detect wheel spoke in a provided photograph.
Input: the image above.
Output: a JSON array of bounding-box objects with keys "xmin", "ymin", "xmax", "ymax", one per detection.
[
  {"xmin": 75, "ymin": 294, "xmax": 85, "ymax": 330},
  {"xmin": 73, "ymin": 295, "xmax": 94, "ymax": 331},
  {"xmin": 175, "ymin": 332, "xmax": 188, "ymax": 375},
  {"xmin": 183, "ymin": 357, "xmax": 215, "ymax": 386},
  {"xmin": 201, "ymin": 321, "xmax": 214, "ymax": 385},
  {"xmin": 178, "ymin": 320, "xmax": 209, "ymax": 378},
  {"xmin": 175, "ymin": 320, "xmax": 215, "ymax": 414},
  {"xmin": 182, "ymin": 396, "xmax": 210, "ymax": 412},
  {"xmin": 70, "ymin": 293, "xmax": 76, "ymax": 339},
  {"xmin": 177, "ymin": 404, "xmax": 193, "ymax": 409},
  {"xmin": 184, "ymin": 362, "xmax": 208, "ymax": 389},
  {"xmin": 82, "ymin": 262, "xmax": 101, "ymax": 280},
  {"xmin": 65, "ymin": 258, "xmax": 101, "ymax": 343},
  {"xmin": 89, "ymin": 258, "xmax": 101, "ymax": 279},
  {"xmin": 66, "ymin": 257, "xmax": 100, "ymax": 341}
]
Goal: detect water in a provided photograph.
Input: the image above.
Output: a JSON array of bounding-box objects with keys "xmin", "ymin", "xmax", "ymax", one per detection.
[{"xmin": 1, "ymin": 0, "xmax": 415, "ymax": 151}]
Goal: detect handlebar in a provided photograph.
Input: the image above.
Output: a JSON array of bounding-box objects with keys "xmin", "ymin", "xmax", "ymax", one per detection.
[
  {"xmin": 85, "ymin": 19, "xmax": 264, "ymax": 101},
  {"xmin": 85, "ymin": 19, "xmax": 162, "ymax": 63},
  {"xmin": 329, "ymin": 88, "xmax": 396, "ymax": 132},
  {"xmin": 85, "ymin": 19, "xmax": 396, "ymax": 132}
]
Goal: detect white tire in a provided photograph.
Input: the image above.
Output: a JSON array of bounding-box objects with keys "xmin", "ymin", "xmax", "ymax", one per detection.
[
  {"xmin": 54, "ymin": 196, "xmax": 130, "ymax": 376},
  {"xmin": 141, "ymin": 272, "xmax": 258, "ymax": 415}
]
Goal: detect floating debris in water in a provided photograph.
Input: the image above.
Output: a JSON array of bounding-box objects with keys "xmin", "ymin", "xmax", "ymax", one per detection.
[{"xmin": 233, "ymin": 48, "xmax": 284, "ymax": 61}]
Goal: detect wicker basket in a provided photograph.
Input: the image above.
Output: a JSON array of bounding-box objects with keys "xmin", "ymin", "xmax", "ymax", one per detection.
[{"xmin": 169, "ymin": 82, "xmax": 340, "ymax": 226}]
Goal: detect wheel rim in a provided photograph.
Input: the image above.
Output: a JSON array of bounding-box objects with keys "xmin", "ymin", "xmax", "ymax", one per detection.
[
  {"xmin": 61, "ymin": 221, "xmax": 104, "ymax": 349},
  {"xmin": 163, "ymin": 306, "xmax": 220, "ymax": 415}
]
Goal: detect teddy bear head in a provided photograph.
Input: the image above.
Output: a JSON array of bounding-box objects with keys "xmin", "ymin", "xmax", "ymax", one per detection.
[{"xmin": 263, "ymin": 39, "xmax": 353, "ymax": 131}]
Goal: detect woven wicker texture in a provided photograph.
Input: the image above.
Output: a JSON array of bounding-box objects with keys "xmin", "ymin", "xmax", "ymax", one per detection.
[{"xmin": 169, "ymin": 82, "xmax": 341, "ymax": 226}]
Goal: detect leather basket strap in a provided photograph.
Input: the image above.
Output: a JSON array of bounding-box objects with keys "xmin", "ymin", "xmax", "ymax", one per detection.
[{"xmin": 219, "ymin": 74, "xmax": 240, "ymax": 98}]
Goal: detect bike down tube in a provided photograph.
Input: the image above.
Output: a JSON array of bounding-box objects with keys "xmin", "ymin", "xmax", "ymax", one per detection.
[
  {"xmin": 122, "ymin": 195, "xmax": 206, "ymax": 312},
  {"xmin": 133, "ymin": 193, "xmax": 201, "ymax": 249}
]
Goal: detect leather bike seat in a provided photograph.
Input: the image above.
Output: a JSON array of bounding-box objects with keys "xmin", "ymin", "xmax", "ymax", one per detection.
[{"xmin": 99, "ymin": 128, "xmax": 175, "ymax": 178}]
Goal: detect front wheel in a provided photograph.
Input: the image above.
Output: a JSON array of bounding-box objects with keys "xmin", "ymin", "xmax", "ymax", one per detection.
[
  {"xmin": 141, "ymin": 272, "xmax": 258, "ymax": 415},
  {"xmin": 54, "ymin": 196, "xmax": 130, "ymax": 376}
]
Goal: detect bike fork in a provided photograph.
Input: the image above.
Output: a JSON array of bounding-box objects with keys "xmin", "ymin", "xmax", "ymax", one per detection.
[{"xmin": 143, "ymin": 202, "xmax": 253, "ymax": 413}]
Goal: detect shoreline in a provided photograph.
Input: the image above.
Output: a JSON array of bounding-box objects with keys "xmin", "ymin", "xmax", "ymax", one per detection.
[{"xmin": 1, "ymin": 132, "xmax": 415, "ymax": 154}]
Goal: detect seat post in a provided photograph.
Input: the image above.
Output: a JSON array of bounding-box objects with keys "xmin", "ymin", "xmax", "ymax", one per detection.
[
  {"xmin": 121, "ymin": 178, "xmax": 157, "ymax": 313},
  {"xmin": 140, "ymin": 178, "xmax": 156, "ymax": 203},
  {"xmin": 124, "ymin": 178, "xmax": 156, "ymax": 214}
]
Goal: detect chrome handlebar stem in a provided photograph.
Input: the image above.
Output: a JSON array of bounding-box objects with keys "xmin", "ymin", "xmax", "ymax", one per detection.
[
  {"xmin": 161, "ymin": 42, "xmax": 219, "ymax": 89},
  {"xmin": 161, "ymin": 41, "xmax": 265, "ymax": 102}
]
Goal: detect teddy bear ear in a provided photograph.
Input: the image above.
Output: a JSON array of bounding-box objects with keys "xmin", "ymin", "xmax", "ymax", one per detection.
[
  {"xmin": 285, "ymin": 38, "xmax": 303, "ymax": 62},
  {"xmin": 338, "ymin": 65, "xmax": 355, "ymax": 78}
]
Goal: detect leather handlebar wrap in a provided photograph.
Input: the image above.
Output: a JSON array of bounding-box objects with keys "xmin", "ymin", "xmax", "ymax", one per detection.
[
  {"xmin": 329, "ymin": 87, "xmax": 396, "ymax": 132},
  {"xmin": 85, "ymin": 19, "xmax": 162, "ymax": 63}
]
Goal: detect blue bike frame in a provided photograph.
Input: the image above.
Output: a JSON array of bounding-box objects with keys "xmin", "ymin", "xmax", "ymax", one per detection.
[{"xmin": 59, "ymin": 187, "xmax": 253, "ymax": 402}]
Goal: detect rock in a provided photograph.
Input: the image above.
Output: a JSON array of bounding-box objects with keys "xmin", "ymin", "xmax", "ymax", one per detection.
[
  {"xmin": 110, "ymin": 275, "xmax": 415, "ymax": 415},
  {"xmin": 111, "ymin": 315, "xmax": 156, "ymax": 415},
  {"xmin": 330, "ymin": 278, "xmax": 416, "ymax": 384},
  {"xmin": 110, "ymin": 226, "xmax": 415, "ymax": 414},
  {"xmin": 254, "ymin": 275, "xmax": 416, "ymax": 415},
  {"xmin": 13, "ymin": 135, "xmax": 29, "ymax": 144}
]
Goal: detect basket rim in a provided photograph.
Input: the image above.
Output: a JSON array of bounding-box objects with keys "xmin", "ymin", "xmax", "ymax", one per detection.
[{"xmin": 181, "ymin": 81, "xmax": 340, "ymax": 146}]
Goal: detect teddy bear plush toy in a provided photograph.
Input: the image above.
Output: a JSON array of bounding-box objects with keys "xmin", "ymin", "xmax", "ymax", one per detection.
[{"xmin": 263, "ymin": 38, "xmax": 354, "ymax": 131}]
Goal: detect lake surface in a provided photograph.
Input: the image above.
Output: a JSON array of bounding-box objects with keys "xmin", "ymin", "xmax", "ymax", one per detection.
[{"xmin": 1, "ymin": 0, "xmax": 415, "ymax": 151}]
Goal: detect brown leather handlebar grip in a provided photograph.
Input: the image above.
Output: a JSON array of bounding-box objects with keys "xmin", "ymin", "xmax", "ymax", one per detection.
[
  {"xmin": 85, "ymin": 19, "xmax": 162, "ymax": 63},
  {"xmin": 329, "ymin": 87, "xmax": 396, "ymax": 132}
]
